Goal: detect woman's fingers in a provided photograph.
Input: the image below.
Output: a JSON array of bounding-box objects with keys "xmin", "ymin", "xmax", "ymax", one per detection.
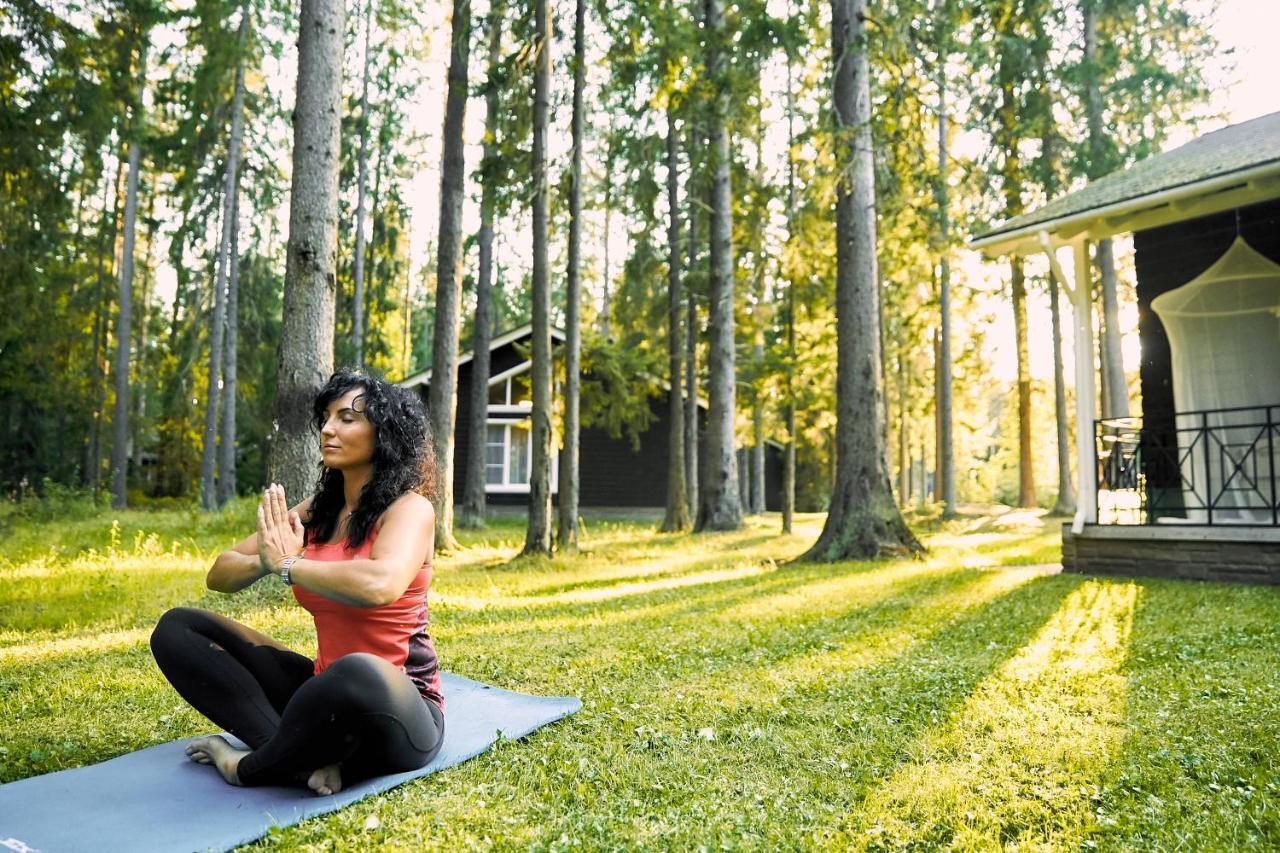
[{"xmin": 277, "ymin": 485, "xmax": 290, "ymax": 527}]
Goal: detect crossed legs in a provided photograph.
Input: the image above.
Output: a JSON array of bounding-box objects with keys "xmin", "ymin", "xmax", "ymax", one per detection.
[{"xmin": 150, "ymin": 607, "xmax": 443, "ymax": 794}]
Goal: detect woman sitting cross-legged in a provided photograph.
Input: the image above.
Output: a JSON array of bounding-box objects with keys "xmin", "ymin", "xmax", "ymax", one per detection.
[{"xmin": 150, "ymin": 369, "xmax": 444, "ymax": 797}]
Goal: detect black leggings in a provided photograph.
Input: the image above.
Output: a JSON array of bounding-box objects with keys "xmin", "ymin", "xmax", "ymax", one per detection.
[{"xmin": 150, "ymin": 607, "xmax": 443, "ymax": 786}]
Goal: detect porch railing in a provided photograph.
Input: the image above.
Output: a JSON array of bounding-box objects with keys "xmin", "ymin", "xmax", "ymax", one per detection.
[{"xmin": 1095, "ymin": 404, "xmax": 1280, "ymax": 526}]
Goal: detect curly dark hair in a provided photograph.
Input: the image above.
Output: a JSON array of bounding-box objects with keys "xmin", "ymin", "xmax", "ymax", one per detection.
[{"xmin": 303, "ymin": 368, "xmax": 435, "ymax": 551}]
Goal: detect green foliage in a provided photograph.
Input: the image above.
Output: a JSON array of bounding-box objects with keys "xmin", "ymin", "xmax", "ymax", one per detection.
[
  {"xmin": 580, "ymin": 334, "xmax": 663, "ymax": 450},
  {"xmin": 0, "ymin": 0, "xmax": 1226, "ymax": 513}
]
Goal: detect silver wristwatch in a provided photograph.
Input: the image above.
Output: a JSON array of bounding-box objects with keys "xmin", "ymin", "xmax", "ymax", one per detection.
[{"xmin": 279, "ymin": 554, "xmax": 302, "ymax": 586}]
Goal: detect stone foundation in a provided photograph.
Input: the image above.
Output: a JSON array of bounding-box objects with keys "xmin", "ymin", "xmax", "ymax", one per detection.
[{"xmin": 1062, "ymin": 524, "xmax": 1280, "ymax": 585}]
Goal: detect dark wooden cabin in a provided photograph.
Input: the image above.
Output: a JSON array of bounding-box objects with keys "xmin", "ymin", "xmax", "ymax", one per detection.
[{"xmin": 399, "ymin": 324, "xmax": 783, "ymax": 510}]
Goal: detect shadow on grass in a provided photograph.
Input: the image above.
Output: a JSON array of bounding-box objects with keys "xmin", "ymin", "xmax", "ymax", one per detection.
[
  {"xmin": 413, "ymin": 572, "xmax": 1084, "ymax": 849},
  {"xmin": 1092, "ymin": 578, "xmax": 1280, "ymax": 849}
]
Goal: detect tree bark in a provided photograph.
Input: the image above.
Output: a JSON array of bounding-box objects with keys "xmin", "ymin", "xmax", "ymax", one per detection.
[
  {"xmin": 751, "ymin": 337, "xmax": 765, "ymax": 514},
  {"xmin": 1048, "ymin": 267, "xmax": 1077, "ymax": 515},
  {"xmin": 1012, "ymin": 257, "xmax": 1036, "ymax": 507},
  {"xmin": 218, "ymin": 185, "xmax": 241, "ymax": 506},
  {"xmin": 201, "ymin": 8, "xmax": 249, "ymax": 510},
  {"xmin": 801, "ymin": 0, "xmax": 920, "ymax": 561},
  {"xmin": 429, "ymin": 0, "xmax": 471, "ymax": 552},
  {"xmin": 84, "ymin": 150, "xmax": 120, "ymax": 492},
  {"xmin": 684, "ymin": 127, "xmax": 700, "ymax": 516},
  {"xmin": 351, "ymin": 0, "xmax": 374, "ymax": 367},
  {"xmin": 1082, "ymin": 0, "xmax": 1128, "ymax": 420},
  {"xmin": 110, "ymin": 39, "xmax": 148, "ymax": 509},
  {"xmin": 558, "ymin": 0, "xmax": 585, "ymax": 550},
  {"xmin": 523, "ymin": 0, "xmax": 553, "ymax": 555},
  {"xmin": 661, "ymin": 109, "xmax": 690, "ymax": 532},
  {"xmin": 601, "ymin": 139, "xmax": 613, "ymax": 338},
  {"xmin": 782, "ymin": 40, "xmax": 797, "ymax": 533},
  {"xmin": 935, "ymin": 63, "xmax": 955, "ymax": 517},
  {"xmin": 694, "ymin": 0, "xmax": 741, "ymax": 531},
  {"xmin": 897, "ymin": 351, "xmax": 909, "ymax": 505},
  {"xmin": 131, "ymin": 176, "xmax": 157, "ymax": 476},
  {"xmin": 268, "ymin": 0, "xmax": 344, "ymax": 502},
  {"xmin": 460, "ymin": 0, "xmax": 503, "ymax": 530}
]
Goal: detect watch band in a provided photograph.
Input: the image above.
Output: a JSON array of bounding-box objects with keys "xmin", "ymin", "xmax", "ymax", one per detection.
[{"xmin": 279, "ymin": 555, "xmax": 301, "ymax": 586}]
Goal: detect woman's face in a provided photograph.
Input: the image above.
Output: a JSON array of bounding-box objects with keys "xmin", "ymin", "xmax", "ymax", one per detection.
[{"xmin": 319, "ymin": 388, "xmax": 376, "ymax": 470}]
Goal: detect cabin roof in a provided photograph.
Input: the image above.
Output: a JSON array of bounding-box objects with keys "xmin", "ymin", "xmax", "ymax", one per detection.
[
  {"xmin": 397, "ymin": 323, "xmax": 566, "ymax": 388},
  {"xmin": 972, "ymin": 111, "xmax": 1280, "ymax": 257}
]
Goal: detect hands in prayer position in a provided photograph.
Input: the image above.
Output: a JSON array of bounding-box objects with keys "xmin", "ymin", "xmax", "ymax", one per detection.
[{"xmin": 257, "ymin": 483, "xmax": 305, "ymax": 574}]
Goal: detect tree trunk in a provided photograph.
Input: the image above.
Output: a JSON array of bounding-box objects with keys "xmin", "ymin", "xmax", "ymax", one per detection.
[
  {"xmin": 935, "ymin": 64, "xmax": 956, "ymax": 517},
  {"xmin": 1082, "ymin": 0, "xmax": 1128, "ymax": 419},
  {"xmin": 83, "ymin": 152, "xmax": 118, "ymax": 491},
  {"xmin": 601, "ymin": 140, "xmax": 613, "ymax": 338},
  {"xmin": 131, "ymin": 176, "xmax": 157, "ymax": 476},
  {"xmin": 558, "ymin": 0, "xmax": 585, "ymax": 550},
  {"xmin": 1012, "ymin": 257, "xmax": 1036, "ymax": 507},
  {"xmin": 351, "ymin": 0, "xmax": 374, "ymax": 367},
  {"xmin": 897, "ymin": 354, "xmax": 909, "ymax": 506},
  {"xmin": 201, "ymin": 9, "xmax": 249, "ymax": 510},
  {"xmin": 782, "ymin": 40, "xmax": 797, "ymax": 533},
  {"xmin": 1096, "ymin": 238, "xmax": 1127, "ymax": 417},
  {"xmin": 1048, "ymin": 267, "xmax": 1077, "ymax": 515},
  {"xmin": 751, "ymin": 338, "xmax": 765, "ymax": 514},
  {"xmin": 801, "ymin": 0, "xmax": 920, "ymax": 561},
  {"xmin": 460, "ymin": 0, "xmax": 504, "ymax": 530},
  {"xmin": 661, "ymin": 109, "xmax": 690, "ymax": 532},
  {"xmin": 218, "ymin": 186, "xmax": 241, "ymax": 506},
  {"xmin": 268, "ymin": 0, "xmax": 344, "ymax": 502},
  {"xmin": 523, "ymin": 0, "xmax": 553, "ymax": 555},
  {"xmin": 694, "ymin": 0, "xmax": 741, "ymax": 532},
  {"xmin": 110, "ymin": 39, "xmax": 148, "ymax": 509},
  {"xmin": 429, "ymin": 0, "xmax": 471, "ymax": 552},
  {"xmin": 684, "ymin": 128, "xmax": 700, "ymax": 516}
]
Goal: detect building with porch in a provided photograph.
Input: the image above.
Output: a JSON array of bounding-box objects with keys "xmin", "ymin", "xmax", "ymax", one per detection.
[
  {"xmin": 972, "ymin": 111, "xmax": 1280, "ymax": 584},
  {"xmin": 398, "ymin": 323, "xmax": 784, "ymax": 511}
]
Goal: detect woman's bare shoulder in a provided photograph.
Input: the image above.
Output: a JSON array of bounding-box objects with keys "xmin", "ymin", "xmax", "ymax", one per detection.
[{"xmin": 378, "ymin": 492, "xmax": 434, "ymax": 529}]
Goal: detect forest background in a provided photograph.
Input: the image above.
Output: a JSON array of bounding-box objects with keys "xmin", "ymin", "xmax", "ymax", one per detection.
[{"xmin": 0, "ymin": 0, "xmax": 1272, "ymax": 528}]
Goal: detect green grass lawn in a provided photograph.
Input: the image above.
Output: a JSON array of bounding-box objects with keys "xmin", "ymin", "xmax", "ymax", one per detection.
[{"xmin": 2, "ymin": 500, "xmax": 1279, "ymax": 849}]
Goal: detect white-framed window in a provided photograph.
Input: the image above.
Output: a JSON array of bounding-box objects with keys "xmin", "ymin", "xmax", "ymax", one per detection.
[
  {"xmin": 484, "ymin": 418, "xmax": 558, "ymax": 493},
  {"xmin": 488, "ymin": 365, "xmax": 533, "ymax": 412}
]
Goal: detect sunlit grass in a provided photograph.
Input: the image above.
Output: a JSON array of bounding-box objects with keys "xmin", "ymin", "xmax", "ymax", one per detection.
[
  {"xmin": 838, "ymin": 580, "xmax": 1138, "ymax": 849},
  {"xmin": 1, "ymin": 500, "xmax": 1278, "ymax": 848}
]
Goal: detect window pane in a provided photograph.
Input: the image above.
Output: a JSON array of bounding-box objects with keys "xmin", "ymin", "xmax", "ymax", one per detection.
[
  {"xmin": 488, "ymin": 380, "xmax": 507, "ymax": 405},
  {"xmin": 510, "ymin": 372, "xmax": 532, "ymax": 405},
  {"xmin": 485, "ymin": 424, "xmax": 505, "ymax": 484},
  {"xmin": 509, "ymin": 422, "xmax": 530, "ymax": 484}
]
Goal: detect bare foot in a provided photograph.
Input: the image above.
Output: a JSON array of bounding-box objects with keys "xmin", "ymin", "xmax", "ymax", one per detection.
[
  {"xmin": 306, "ymin": 763, "xmax": 343, "ymax": 797},
  {"xmin": 185, "ymin": 735, "xmax": 246, "ymax": 786}
]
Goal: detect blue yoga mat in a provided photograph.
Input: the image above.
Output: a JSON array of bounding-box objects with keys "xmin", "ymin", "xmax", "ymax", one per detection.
[{"xmin": 0, "ymin": 673, "xmax": 580, "ymax": 853}]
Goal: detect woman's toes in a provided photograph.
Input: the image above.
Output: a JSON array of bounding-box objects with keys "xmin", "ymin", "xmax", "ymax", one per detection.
[{"xmin": 306, "ymin": 764, "xmax": 343, "ymax": 796}]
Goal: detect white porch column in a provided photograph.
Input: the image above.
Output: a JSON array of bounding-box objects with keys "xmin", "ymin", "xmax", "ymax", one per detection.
[{"xmin": 1071, "ymin": 239, "xmax": 1098, "ymax": 531}]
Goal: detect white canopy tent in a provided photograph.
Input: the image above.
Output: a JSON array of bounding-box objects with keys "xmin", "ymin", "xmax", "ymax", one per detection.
[{"xmin": 1151, "ymin": 236, "xmax": 1280, "ymax": 523}]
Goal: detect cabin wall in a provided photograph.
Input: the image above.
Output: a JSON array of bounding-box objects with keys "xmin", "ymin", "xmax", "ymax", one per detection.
[{"xmin": 413, "ymin": 335, "xmax": 785, "ymax": 511}]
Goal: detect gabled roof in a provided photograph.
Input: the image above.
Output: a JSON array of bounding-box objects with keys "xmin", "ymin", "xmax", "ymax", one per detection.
[
  {"xmin": 398, "ymin": 324, "xmax": 785, "ymax": 450},
  {"xmin": 397, "ymin": 323, "xmax": 566, "ymax": 388},
  {"xmin": 973, "ymin": 111, "xmax": 1280, "ymax": 257}
]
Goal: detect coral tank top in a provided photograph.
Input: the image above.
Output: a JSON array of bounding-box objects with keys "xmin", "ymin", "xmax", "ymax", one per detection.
[{"xmin": 293, "ymin": 525, "xmax": 444, "ymax": 711}]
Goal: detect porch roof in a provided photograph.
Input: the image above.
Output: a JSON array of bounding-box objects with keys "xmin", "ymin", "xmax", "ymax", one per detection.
[{"xmin": 973, "ymin": 111, "xmax": 1280, "ymax": 257}]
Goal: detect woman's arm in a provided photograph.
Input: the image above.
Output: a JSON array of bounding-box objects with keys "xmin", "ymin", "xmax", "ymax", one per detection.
[
  {"xmin": 259, "ymin": 487, "xmax": 435, "ymax": 608},
  {"xmin": 207, "ymin": 495, "xmax": 313, "ymax": 593}
]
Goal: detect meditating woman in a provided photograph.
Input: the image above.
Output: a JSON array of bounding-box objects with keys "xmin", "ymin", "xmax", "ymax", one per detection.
[{"xmin": 150, "ymin": 369, "xmax": 444, "ymax": 797}]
